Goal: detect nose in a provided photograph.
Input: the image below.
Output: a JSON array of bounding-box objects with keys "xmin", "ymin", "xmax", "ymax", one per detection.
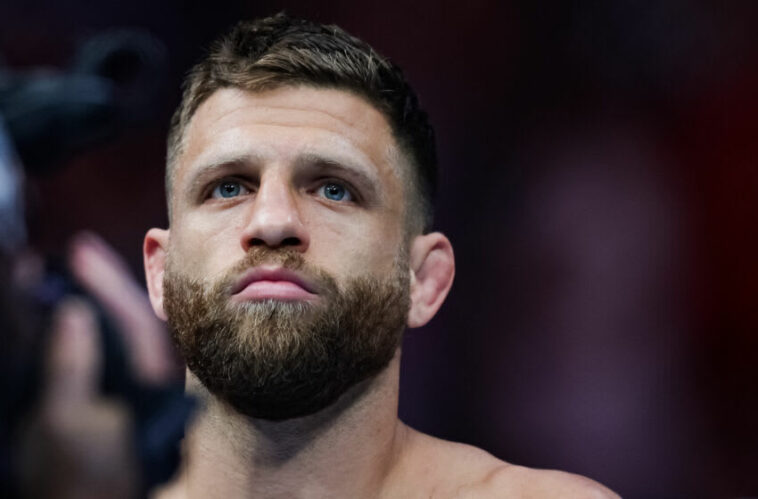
[{"xmin": 239, "ymin": 176, "xmax": 310, "ymax": 252}]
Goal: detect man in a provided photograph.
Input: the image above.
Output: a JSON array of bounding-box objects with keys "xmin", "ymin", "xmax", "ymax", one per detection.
[{"xmin": 143, "ymin": 13, "xmax": 618, "ymax": 498}]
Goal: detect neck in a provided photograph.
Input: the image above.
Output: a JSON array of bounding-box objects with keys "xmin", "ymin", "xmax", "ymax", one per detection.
[{"xmin": 174, "ymin": 352, "xmax": 408, "ymax": 499}]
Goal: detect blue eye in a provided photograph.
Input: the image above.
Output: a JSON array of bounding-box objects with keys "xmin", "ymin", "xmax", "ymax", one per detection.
[
  {"xmin": 211, "ymin": 181, "xmax": 246, "ymax": 199},
  {"xmin": 320, "ymin": 182, "xmax": 352, "ymax": 202}
]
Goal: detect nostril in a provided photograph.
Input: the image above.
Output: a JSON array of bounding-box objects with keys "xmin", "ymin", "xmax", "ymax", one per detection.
[
  {"xmin": 247, "ymin": 236, "xmax": 301, "ymax": 248},
  {"xmin": 281, "ymin": 237, "xmax": 301, "ymax": 247}
]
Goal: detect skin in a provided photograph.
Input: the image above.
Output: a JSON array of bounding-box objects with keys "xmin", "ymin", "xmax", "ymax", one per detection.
[{"xmin": 143, "ymin": 86, "xmax": 619, "ymax": 498}]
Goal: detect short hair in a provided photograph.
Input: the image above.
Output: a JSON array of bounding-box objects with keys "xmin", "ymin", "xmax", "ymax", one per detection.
[{"xmin": 166, "ymin": 13, "xmax": 437, "ymax": 233}]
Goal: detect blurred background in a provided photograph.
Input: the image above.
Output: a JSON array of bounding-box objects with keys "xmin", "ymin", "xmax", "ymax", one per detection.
[{"xmin": 1, "ymin": 1, "xmax": 757, "ymax": 497}]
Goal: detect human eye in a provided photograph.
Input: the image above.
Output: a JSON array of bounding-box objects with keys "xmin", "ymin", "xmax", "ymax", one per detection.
[
  {"xmin": 210, "ymin": 179, "xmax": 250, "ymax": 199},
  {"xmin": 316, "ymin": 181, "xmax": 353, "ymax": 202}
]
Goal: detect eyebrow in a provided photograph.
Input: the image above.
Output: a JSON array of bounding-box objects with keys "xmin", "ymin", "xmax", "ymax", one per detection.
[
  {"xmin": 185, "ymin": 153, "xmax": 262, "ymax": 197},
  {"xmin": 294, "ymin": 152, "xmax": 382, "ymax": 200}
]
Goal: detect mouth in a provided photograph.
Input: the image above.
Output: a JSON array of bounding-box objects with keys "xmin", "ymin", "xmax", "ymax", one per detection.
[{"xmin": 230, "ymin": 266, "xmax": 318, "ymax": 302}]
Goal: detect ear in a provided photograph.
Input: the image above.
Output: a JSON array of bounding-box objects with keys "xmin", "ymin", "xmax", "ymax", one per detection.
[
  {"xmin": 407, "ymin": 232, "xmax": 455, "ymax": 328},
  {"xmin": 143, "ymin": 228, "xmax": 170, "ymax": 321}
]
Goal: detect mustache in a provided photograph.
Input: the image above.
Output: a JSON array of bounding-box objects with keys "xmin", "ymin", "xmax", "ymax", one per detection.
[
  {"xmin": 217, "ymin": 247, "xmax": 335, "ymax": 294},
  {"xmin": 230, "ymin": 247, "xmax": 307, "ymax": 273}
]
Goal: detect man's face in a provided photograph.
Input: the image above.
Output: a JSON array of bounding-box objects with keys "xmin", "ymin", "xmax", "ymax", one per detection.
[
  {"xmin": 169, "ymin": 86, "xmax": 408, "ymax": 285},
  {"xmin": 159, "ymin": 86, "xmax": 414, "ymax": 419}
]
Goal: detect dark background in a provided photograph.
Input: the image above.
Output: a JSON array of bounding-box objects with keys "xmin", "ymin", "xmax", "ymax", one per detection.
[{"xmin": 2, "ymin": 1, "xmax": 757, "ymax": 497}]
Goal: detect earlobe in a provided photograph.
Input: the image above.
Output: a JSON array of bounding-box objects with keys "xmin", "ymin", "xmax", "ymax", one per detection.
[
  {"xmin": 407, "ymin": 232, "xmax": 455, "ymax": 328},
  {"xmin": 143, "ymin": 228, "xmax": 170, "ymax": 321}
]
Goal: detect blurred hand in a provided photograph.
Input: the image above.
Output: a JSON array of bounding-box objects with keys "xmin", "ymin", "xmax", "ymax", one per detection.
[
  {"xmin": 18, "ymin": 232, "xmax": 183, "ymax": 498},
  {"xmin": 19, "ymin": 298, "xmax": 139, "ymax": 499},
  {"xmin": 67, "ymin": 231, "xmax": 180, "ymax": 385}
]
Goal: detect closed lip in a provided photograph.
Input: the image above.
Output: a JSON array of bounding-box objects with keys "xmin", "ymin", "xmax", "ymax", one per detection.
[{"xmin": 231, "ymin": 266, "xmax": 318, "ymax": 296}]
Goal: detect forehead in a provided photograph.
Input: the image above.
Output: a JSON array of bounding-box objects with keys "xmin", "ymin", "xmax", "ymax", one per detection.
[{"xmin": 174, "ymin": 86, "xmax": 406, "ymax": 197}]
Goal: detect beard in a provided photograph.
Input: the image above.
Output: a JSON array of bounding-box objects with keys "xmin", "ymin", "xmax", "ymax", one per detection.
[{"xmin": 163, "ymin": 247, "xmax": 410, "ymax": 421}]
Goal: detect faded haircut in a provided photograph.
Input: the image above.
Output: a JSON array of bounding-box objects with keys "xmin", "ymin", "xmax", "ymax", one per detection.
[{"xmin": 166, "ymin": 12, "xmax": 437, "ymax": 233}]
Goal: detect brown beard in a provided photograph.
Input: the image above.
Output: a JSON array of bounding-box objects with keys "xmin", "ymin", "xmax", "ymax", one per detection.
[{"xmin": 163, "ymin": 248, "xmax": 410, "ymax": 421}]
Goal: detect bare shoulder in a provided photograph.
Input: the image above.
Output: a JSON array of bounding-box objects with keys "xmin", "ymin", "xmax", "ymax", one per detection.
[
  {"xmin": 475, "ymin": 465, "xmax": 620, "ymax": 498},
  {"xmin": 397, "ymin": 428, "xmax": 619, "ymax": 498}
]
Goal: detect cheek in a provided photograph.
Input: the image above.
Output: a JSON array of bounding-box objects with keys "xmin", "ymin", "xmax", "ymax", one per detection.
[
  {"xmin": 308, "ymin": 212, "xmax": 404, "ymax": 276},
  {"xmin": 169, "ymin": 215, "xmax": 247, "ymax": 278}
]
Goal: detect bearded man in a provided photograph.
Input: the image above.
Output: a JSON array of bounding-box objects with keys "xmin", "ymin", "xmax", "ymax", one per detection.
[{"xmin": 143, "ymin": 13, "xmax": 618, "ymax": 498}]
